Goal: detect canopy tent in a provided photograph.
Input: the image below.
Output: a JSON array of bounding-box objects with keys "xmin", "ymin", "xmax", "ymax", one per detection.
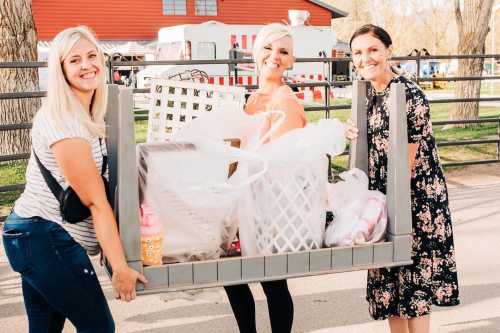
[
  {"xmin": 37, "ymin": 40, "xmax": 155, "ymax": 60},
  {"xmin": 112, "ymin": 41, "xmax": 155, "ymax": 56}
]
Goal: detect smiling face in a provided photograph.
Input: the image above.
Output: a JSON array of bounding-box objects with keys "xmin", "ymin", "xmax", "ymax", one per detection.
[
  {"xmin": 351, "ymin": 33, "xmax": 392, "ymax": 82},
  {"xmin": 62, "ymin": 37, "xmax": 102, "ymax": 98},
  {"xmin": 255, "ymin": 36, "xmax": 294, "ymax": 81}
]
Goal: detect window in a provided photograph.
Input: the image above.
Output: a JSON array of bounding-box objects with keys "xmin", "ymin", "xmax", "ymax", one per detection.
[
  {"xmin": 195, "ymin": 0, "xmax": 217, "ymax": 16},
  {"xmin": 163, "ymin": 0, "xmax": 186, "ymax": 15},
  {"xmin": 197, "ymin": 42, "xmax": 216, "ymax": 60}
]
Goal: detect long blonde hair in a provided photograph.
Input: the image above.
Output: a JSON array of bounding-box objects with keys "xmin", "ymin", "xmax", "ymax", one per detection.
[
  {"xmin": 39, "ymin": 25, "xmax": 107, "ymax": 137},
  {"xmin": 252, "ymin": 23, "xmax": 294, "ymax": 74}
]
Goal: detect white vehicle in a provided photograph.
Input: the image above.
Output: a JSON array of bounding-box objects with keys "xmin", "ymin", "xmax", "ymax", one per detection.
[{"xmin": 137, "ymin": 14, "xmax": 338, "ymax": 101}]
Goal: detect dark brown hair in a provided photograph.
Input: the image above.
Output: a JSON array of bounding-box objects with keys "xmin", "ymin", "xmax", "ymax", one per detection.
[{"xmin": 349, "ymin": 24, "xmax": 392, "ymax": 49}]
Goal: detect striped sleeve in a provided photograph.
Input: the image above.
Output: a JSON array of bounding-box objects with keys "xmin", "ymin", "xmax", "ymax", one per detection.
[{"xmin": 37, "ymin": 111, "xmax": 92, "ymax": 147}]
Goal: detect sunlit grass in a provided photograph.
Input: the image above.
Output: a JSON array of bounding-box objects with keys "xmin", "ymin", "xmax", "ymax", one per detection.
[{"xmin": 0, "ymin": 161, "xmax": 27, "ymax": 217}]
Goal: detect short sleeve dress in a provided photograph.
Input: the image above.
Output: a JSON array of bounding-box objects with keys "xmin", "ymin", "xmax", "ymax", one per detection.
[{"xmin": 366, "ymin": 75, "xmax": 460, "ymax": 319}]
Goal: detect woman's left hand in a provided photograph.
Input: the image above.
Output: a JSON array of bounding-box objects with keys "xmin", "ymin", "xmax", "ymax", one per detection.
[
  {"xmin": 112, "ymin": 266, "xmax": 148, "ymax": 302},
  {"xmin": 345, "ymin": 119, "xmax": 359, "ymax": 141}
]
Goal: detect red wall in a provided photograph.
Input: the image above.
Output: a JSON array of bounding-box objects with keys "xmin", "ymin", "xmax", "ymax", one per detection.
[{"xmin": 33, "ymin": 0, "xmax": 333, "ymax": 40}]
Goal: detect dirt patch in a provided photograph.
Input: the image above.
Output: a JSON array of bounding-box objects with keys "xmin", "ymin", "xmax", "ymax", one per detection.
[{"xmin": 444, "ymin": 163, "xmax": 500, "ymax": 188}]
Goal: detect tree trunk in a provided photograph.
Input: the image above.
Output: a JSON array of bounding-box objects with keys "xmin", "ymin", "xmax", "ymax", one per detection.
[
  {"xmin": 0, "ymin": 0, "xmax": 40, "ymax": 158},
  {"xmin": 453, "ymin": 48, "xmax": 485, "ymax": 123},
  {"xmin": 452, "ymin": 0, "xmax": 494, "ymax": 127}
]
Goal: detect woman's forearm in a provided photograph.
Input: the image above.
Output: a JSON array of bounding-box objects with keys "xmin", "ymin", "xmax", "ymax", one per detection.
[
  {"xmin": 408, "ymin": 143, "xmax": 419, "ymax": 174},
  {"xmin": 90, "ymin": 203, "xmax": 128, "ymax": 272}
]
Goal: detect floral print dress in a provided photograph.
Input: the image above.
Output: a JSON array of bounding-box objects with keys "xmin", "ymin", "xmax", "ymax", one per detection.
[{"xmin": 366, "ymin": 76, "xmax": 460, "ymax": 319}]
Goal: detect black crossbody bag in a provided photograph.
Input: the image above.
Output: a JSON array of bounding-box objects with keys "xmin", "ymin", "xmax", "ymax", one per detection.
[{"xmin": 33, "ymin": 139, "xmax": 110, "ymax": 223}]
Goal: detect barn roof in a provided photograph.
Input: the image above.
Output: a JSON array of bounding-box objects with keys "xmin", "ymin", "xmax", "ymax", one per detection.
[{"xmin": 307, "ymin": 0, "xmax": 348, "ymax": 18}]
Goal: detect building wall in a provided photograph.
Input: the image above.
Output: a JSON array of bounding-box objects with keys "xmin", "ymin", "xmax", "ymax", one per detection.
[{"xmin": 33, "ymin": 0, "xmax": 333, "ymax": 40}]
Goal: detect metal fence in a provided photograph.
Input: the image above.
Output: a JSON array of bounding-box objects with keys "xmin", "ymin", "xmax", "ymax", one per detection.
[{"xmin": 1, "ymin": 53, "xmax": 500, "ymax": 194}]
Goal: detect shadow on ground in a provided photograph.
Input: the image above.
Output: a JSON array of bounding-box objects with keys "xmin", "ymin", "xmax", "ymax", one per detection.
[{"xmin": 124, "ymin": 282, "xmax": 500, "ymax": 333}]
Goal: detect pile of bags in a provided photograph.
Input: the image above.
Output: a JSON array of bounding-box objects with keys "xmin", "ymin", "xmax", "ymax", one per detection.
[
  {"xmin": 325, "ymin": 169, "xmax": 387, "ymax": 247},
  {"xmin": 138, "ymin": 104, "xmax": 388, "ymax": 263}
]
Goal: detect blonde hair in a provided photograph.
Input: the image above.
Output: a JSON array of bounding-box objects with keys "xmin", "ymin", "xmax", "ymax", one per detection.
[
  {"xmin": 39, "ymin": 25, "xmax": 107, "ymax": 137},
  {"xmin": 252, "ymin": 23, "xmax": 294, "ymax": 73}
]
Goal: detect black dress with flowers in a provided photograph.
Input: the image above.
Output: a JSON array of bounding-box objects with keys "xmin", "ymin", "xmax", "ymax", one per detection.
[{"xmin": 366, "ymin": 76, "xmax": 460, "ymax": 319}]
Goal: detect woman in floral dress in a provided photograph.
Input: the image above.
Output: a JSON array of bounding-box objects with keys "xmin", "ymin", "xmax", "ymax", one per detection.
[{"xmin": 346, "ymin": 24, "xmax": 460, "ymax": 333}]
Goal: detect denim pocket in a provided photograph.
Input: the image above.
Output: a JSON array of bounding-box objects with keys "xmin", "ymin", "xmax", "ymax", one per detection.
[{"xmin": 2, "ymin": 229, "xmax": 32, "ymax": 274}]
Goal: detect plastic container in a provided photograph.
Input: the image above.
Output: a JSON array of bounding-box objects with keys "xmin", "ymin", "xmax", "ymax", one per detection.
[{"xmin": 140, "ymin": 203, "xmax": 163, "ymax": 266}]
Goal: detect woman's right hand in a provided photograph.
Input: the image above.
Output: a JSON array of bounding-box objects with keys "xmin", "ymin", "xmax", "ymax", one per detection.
[
  {"xmin": 345, "ymin": 119, "xmax": 359, "ymax": 141},
  {"xmin": 112, "ymin": 266, "xmax": 148, "ymax": 302}
]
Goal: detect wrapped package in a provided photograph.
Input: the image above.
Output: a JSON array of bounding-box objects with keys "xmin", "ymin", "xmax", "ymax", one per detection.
[
  {"xmin": 137, "ymin": 140, "xmax": 267, "ymax": 263},
  {"xmin": 324, "ymin": 169, "xmax": 388, "ymax": 247}
]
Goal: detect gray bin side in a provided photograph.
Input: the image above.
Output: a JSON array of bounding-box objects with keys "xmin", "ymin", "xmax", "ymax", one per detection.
[{"xmin": 105, "ymin": 82, "xmax": 413, "ymax": 294}]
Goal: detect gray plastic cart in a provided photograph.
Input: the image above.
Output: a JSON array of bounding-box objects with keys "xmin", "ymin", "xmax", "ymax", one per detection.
[{"xmin": 105, "ymin": 81, "xmax": 412, "ymax": 294}]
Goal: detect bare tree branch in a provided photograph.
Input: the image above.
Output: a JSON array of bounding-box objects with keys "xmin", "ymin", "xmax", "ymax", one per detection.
[
  {"xmin": 473, "ymin": 0, "xmax": 494, "ymax": 42},
  {"xmin": 455, "ymin": 0, "xmax": 464, "ymax": 40}
]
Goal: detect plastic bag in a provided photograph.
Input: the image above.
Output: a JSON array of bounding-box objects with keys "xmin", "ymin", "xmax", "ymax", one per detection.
[
  {"xmin": 324, "ymin": 168, "xmax": 388, "ymax": 247},
  {"xmin": 137, "ymin": 140, "xmax": 267, "ymax": 263},
  {"xmin": 238, "ymin": 119, "xmax": 347, "ymax": 255},
  {"xmin": 172, "ymin": 104, "xmax": 284, "ymax": 149}
]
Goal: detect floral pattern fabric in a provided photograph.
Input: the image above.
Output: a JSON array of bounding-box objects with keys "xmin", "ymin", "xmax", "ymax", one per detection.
[{"xmin": 365, "ymin": 76, "xmax": 460, "ymax": 320}]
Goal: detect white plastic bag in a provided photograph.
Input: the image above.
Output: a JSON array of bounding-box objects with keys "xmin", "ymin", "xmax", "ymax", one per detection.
[
  {"xmin": 324, "ymin": 168, "xmax": 388, "ymax": 247},
  {"xmin": 239, "ymin": 119, "xmax": 347, "ymax": 255},
  {"xmin": 326, "ymin": 168, "xmax": 368, "ymax": 215},
  {"xmin": 172, "ymin": 104, "xmax": 284, "ymax": 149},
  {"xmin": 137, "ymin": 140, "xmax": 267, "ymax": 263}
]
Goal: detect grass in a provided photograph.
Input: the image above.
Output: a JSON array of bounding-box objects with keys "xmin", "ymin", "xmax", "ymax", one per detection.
[
  {"xmin": 310, "ymin": 102, "xmax": 500, "ymax": 165},
  {"xmin": 135, "ymin": 120, "xmax": 148, "ymax": 144},
  {"xmin": 0, "ymin": 161, "xmax": 27, "ymax": 217},
  {"xmin": 1, "ymin": 102, "xmax": 499, "ymax": 215},
  {"xmin": 426, "ymin": 81, "xmax": 500, "ymax": 96}
]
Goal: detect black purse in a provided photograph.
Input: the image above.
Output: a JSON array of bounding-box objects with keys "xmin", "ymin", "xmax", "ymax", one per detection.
[{"xmin": 34, "ymin": 139, "xmax": 110, "ymax": 223}]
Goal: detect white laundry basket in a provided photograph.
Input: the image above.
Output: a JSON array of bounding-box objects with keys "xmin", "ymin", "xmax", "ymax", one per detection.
[
  {"xmin": 251, "ymin": 153, "xmax": 329, "ymax": 254},
  {"xmin": 146, "ymin": 79, "xmax": 246, "ymax": 142}
]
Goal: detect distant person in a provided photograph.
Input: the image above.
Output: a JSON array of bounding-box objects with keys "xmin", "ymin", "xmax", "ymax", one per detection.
[
  {"xmin": 224, "ymin": 23, "xmax": 306, "ymax": 333},
  {"xmin": 346, "ymin": 24, "xmax": 460, "ymax": 333},
  {"xmin": 130, "ymin": 71, "xmax": 137, "ymax": 88},
  {"xmin": 2, "ymin": 26, "xmax": 147, "ymax": 332},
  {"xmin": 390, "ymin": 60, "xmax": 417, "ymax": 82},
  {"xmin": 113, "ymin": 70, "xmax": 121, "ymax": 84}
]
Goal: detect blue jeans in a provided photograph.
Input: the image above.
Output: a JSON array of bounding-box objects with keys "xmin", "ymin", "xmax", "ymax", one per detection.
[{"xmin": 2, "ymin": 212, "xmax": 114, "ymax": 333}]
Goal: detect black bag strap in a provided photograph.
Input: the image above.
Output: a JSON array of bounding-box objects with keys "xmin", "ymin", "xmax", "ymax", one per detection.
[
  {"xmin": 34, "ymin": 138, "xmax": 108, "ymax": 201},
  {"xmin": 99, "ymin": 138, "xmax": 108, "ymax": 177},
  {"xmin": 33, "ymin": 151, "xmax": 64, "ymax": 202}
]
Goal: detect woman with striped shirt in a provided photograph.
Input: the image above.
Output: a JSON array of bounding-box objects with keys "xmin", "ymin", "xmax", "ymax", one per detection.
[{"xmin": 2, "ymin": 26, "xmax": 146, "ymax": 332}]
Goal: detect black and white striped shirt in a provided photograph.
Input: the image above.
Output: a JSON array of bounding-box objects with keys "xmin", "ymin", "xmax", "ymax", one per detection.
[{"xmin": 14, "ymin": 111, "xmax": 107, "ymax": 255}]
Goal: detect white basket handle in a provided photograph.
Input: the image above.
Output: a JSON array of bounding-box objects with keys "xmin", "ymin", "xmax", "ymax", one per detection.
[
  {"xmin": 187, "ymin": 139, "xmax": 268, "ymax": 191},
  {"xmin": 258, "ymin": 110, "xmax": 286, "ymax": 145}
]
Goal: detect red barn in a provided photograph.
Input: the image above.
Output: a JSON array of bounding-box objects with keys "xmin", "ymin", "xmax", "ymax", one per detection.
[{"xmin": 32, "ymin": 0, "xmax": 347, "ymax": 41}]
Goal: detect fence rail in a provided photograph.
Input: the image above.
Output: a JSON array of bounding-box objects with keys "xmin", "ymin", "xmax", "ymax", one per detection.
[{"xmin": 1, "ymin": 53, "xmax": 500, "ymax": 194}]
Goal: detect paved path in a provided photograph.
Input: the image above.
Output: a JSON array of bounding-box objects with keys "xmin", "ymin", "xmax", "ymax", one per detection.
[{"xmin": 1, "ymin": 182, "xmax": 499, "ymax": 332}]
